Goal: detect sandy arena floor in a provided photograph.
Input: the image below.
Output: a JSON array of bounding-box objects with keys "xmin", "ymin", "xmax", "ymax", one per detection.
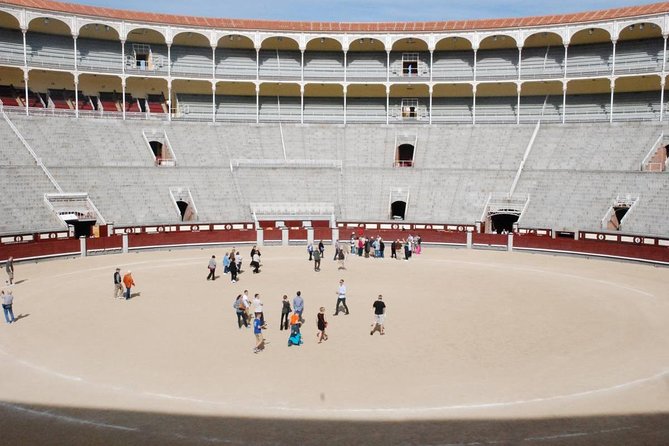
[{"xmin": 0, "ymin": 245, "xmax": 668, "ymax": 445}]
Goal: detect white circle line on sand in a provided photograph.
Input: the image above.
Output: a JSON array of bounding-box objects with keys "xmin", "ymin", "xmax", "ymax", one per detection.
[{"xmin": 2, "ymin": 341, "xmax": 667, "ymax": 415}]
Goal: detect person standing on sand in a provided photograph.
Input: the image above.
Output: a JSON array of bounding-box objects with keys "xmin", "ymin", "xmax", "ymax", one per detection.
[
  {"xmin": 317, "ymin": 307, "xmax": 328, "ymax": 343},
  {"xmin": 371, "ymin": 295, "xmax": 386, "ymax": 335},
  {"xmin": 5, "ymin": 257, "xmax": 14, "ymax": 285},
  {"xmin": 313, "ymin": 248, "xmax": 321, "ymax": 272},
  {"xmin": 229, "ymin": 258, "xmax": 238, "ymax": 283},
  {"xmin": 293, "ymin": 291, "xmax": 304, "ymax": 324},
  {"xmin": 280, "ymin": 295, "xmax": 291, "ymax": 331},
  {"xmin": 2, "ymin": 289, "xmax": 15, "ymax": 324},
  {"xmin": 334, "ymin": 279, "xmax": 349, "ymax": 316},
  {"xmin": 122, "ymin": 270, "xmax": 135, "ymax": 299},
  {"xmin": 234, "ymin": 294, "xmax": 248, "ymax": 328},
  {"xmin": 253, "ymin": 313, "xmax": 265, "ymax": 353},
  {"xmin": 113, "ymin": 268, "xmax": 123, "ymax": 299},
  {"xmin": 207, "ymin": 255, "xmax": 217, "ymax": 280}
]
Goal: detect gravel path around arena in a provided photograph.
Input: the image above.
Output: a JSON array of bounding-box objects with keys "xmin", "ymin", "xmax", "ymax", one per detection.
[{"xmin": 0, "ymin": 245, "xmax": 668, "ymax": 444}]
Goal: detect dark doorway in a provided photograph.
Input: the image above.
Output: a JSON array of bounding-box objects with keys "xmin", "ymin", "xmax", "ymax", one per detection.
[
  {"xmin": 490, "ymin": 214, "xmax": 519, "ymax": 234},
  {"xmin": 149, "ymin": 141, "xmax": 163, "ymax": 158},
  {"xmin": 396, "ymin": 144, "xmax": 414, "ymax": 167},
  {"xmin": 176, "ymin": 200, "xmax": 189, "ymax": 221},
  {"xmin": 665, "ymin": 144, "xmax": 669, "ymax": 158},
  {"xmin": 613, "ymin": 206, "xmax": 630, "ymax": 228},
  {"xmin": 64, "ymin": 218, "xmax": 96, "ymax": 238},
  {"xmin": 391, "ymin": 201, "xmax": 406, "ymax": 220}
]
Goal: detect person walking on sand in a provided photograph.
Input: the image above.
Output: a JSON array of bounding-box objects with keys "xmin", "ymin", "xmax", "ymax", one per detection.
[
  {"xmin": 333, "ymin": 279, "xmax": 349, "ymax": 316},
  {"xmin": 253, "ymin": 313, "xmax": 265, "ymax": 353},
  {"xmin": 234, "ymin": 294, "xmax": 248, "ymax": 328},
  {"xmin": 371, "ymin": 294, "xmax": 386, "ymax": 335},
  {"xmin": 313, "ymin": 247, "xmax": 321, "ymax": 272},
  {"xmin": 122, "ymin": 270, "xmax": 135, "ymax": 299},
  {"xmin": 113, "ymin": 267, "xmax": 124, "ymax": 298},
  {"xmin": 2, "ymin": 289, "xmax": 15, "ymax": 324},
  {"xmin": 5, "ymin": 257, "xmax": 14, "ymax": 285},
  {"xmin": 229, "ymin": 258, "xmax": 238, "ymax": 283},
  {"xmin": 317, "ymin": 307, "xmax": 328, "ymax": 343},
  {"xmin": 253, "ymin": 293, "xmax": 266, "ymax": 327},
  {"xmin": 280, "ymin": 294, "xmax": 291, "ymax": 331},
  {"xmin": 207, "ymin": 255, "xmax": 217, "ymax": 280},
  {"xmin": 337, "ymin": 247, "xmax": 346, "ymax": 270}
]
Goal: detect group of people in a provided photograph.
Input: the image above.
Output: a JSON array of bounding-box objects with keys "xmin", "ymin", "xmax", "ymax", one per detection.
[
  {"xmin": 235, "ymin": 279, "xmax": 387, "ymax": 354},
  {"xmin": 113, "ymin": 268, "xmax": 136, "ymax": 299},
  {"xmin": 209, "ymin": 246, "xmax": 262, "ymax": 283},
  {"xmin": 349, "ymin": 233, "xmax": 422, "ymax": 260},
  {"xmin": 306, "ymin": 241, "xmax": 348, "ymax": 272}
]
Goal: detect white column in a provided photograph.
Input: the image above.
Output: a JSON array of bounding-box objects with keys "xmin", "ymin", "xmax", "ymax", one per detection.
[
  {"xmin": 517, "ymin": 45, "xmax": 522, "ymax": 80},
  {"xmin": 211, "ymin": 45, "xmax": 216, "ymax": 80},
  {"xmin": 343, "ymin": 50, "xmax": 347, "ymax": 83},
  {"xmin": 255, "ymin": 84, "xmax": 260, "ymax": 124},
  {"xmin": 507, "ymin": 233, "xmax": 513, "ymax": 252},
  {"xmin": 22, "ymin": 28, "xmax": 28, "ymax": 116},
  {"xmin": 122, "ymin": 233, "xmax": 129, "ymax": 253},
  {"xmin": 662, "ymin": 35, "xmax": 667, "ymax": 122},
  {"xmin": 300, "ymin": 49, "xmax": 304, "ymax": 83},
  {"xmin": 466, "ymin": 231, "xmax": 472, "ymax": 249},
  {"xmin": 121, "ymin": 39, "xmax": 126, "ymax": 75},
  {"xmin": 473, "ymin": 48, "xmax": 478, "ymax": 81},
  {"xmin": 211, "ymin": 82, "xmax": 216, "ymax": 123},
  {"xmin": 282, "ymin": 227, "xmax": 289, "ymax": 246},
  {"xmin": 609, "ymin": 79, "xmax": 615, "ymax": 124},
  {"xmin": 79, "ymin": 236, "xmax": 87, "ymax": 257},
  {"xmin": 23, "ymin": 70, "xmax": 28, "ymax": 116},
  {"xmin": 300, "ymin": 84, "xmax": 304, "ymax": 124},
  {"xmin": 386, "ymin": 50, "xmax": 390, "ymax": 83},
  {"xmin": 386, "ymin": 84, "xmax": 390, "ymax": 125},
  {"xmin": 516, "ymin": 83, "xmax": 521, "ymax": 125},
  {"xmin": 428, "ymin": 85, "xmax": 433, "ymax": 125},
  {"xmin": 611, "ymin": 39, "xmax": 617, "ymax": 75},
  {"xmin": 74, "ymin": 77, "xmax": 79, "ymax": 118},
  {"xmin": 167, "ymin": 79, "xmax": 172, "ymax": 122},
  {"xmin": 256, "ymin": 227, "xmax": 264, "ymax": 247},
  {"xmin": 121, "ymin": 78, "xmax": 126, "ymax": 120},
  {"xmin": 256, "ymin": 47, "xmax": 260, "ymax": 80},
  {"xmin": 73, "ymin": 35, "xmax": 78, "ymax": 72},
  {"xmin": 563, "ymin": 44, "xmax": 568, "ymax": 78},
  {"xmin": 562, "ymin": 82, "xmax": 567, "ymax": 124},
  {"xmin": 429, "ymin": 50, "xmax": 434, "ymax": 83},
  {"xmin": 472, "ymin": 84, "xmax": 477, "ymax": 125},
  {"xmin": 343, "ymin": 85, "xmax": 347, "ymax": 125},
  {"xmin": 167, "ymin": 43, "xmax": 171, "ymax": 78},
  {"xmin": 663, "ymin": 35, "xmax": 668, "ymax": 73}
]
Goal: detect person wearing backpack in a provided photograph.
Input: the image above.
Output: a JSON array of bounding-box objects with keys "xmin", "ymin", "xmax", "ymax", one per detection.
[{"xmin": 234, "ymin": 294, "xmax": 248, "ymax": 328}]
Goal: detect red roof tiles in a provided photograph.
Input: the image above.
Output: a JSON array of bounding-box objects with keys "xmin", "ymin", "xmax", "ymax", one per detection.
[{"xmin": 1, "ymin": 0, "xmax": 669, "ymax": 32}]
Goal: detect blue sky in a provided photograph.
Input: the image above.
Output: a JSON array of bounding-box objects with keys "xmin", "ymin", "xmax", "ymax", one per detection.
[{"xmin": 67, "ymin": 0, "xmax": 659, "ymax": 22}]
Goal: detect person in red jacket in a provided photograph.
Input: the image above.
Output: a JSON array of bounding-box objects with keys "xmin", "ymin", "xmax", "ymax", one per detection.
[{"xmin": 122, "ymin": 270, "xmax": 135, "ymax": 300}]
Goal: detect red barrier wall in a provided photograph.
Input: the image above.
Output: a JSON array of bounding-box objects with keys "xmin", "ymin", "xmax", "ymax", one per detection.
[{"xmin": 0, "ymin": 225, "xmax": 666, "ymax": 264}]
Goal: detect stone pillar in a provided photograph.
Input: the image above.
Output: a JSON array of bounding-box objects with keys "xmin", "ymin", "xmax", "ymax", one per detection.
[
  {"xmin": 79, "ymin": 236, "xmax": 87, "ymax": 257},
  {"xmin": 122, "ymin": 233, "xmax": 129, "ymax": 253},
  {"xmin": 331, "ymin": 228, "xmax": 339, "ymax": 246},
  {"xmin": 466, "ymin": 231, "xmax": 472, "ymax": 249},
  {"xmin": 256, "ymin": 227, "xmax": 264, "ymax": 246},
  {"xmin": 307, "ymin": 228, "xmax": 314, "ymax": 245},
  {"xmin": 507, "ymin": 233, "xmax": 513, "ymax": 252},
  {"xmin": 282, "ymin": 227, "xmax": 289, "ymax": 246}
]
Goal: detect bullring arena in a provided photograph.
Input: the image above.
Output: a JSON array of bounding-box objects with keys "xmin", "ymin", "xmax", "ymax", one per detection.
[{"xmin": 1, "ymin": 0, "xmax": 669, "ymax": 444}]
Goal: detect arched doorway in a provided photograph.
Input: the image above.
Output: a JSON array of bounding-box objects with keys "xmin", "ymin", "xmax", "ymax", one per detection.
[
  {"xmin": 390, "ymin": 201, "xmax": 406, "ymax": 220},
  {"xmin": 176, "ymin": 200, "xmax": 189, "ymax": 221},
  {"xmin": 490, "ymin": 213, "xmax": 518, "ymax": 234},
  {"xmin": 395, "ymin": 143, "xmax": 414, "ymax": 167}
]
